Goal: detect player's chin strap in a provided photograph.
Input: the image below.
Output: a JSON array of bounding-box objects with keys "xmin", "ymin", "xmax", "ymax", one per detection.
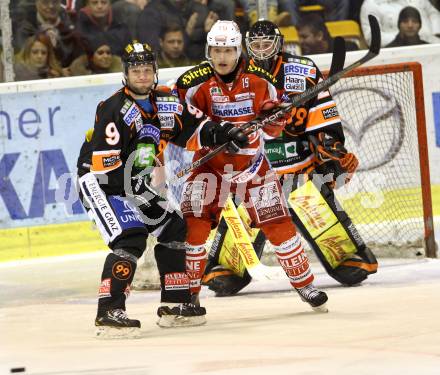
[{"xmin": 174, "ymin": 15, "xmax": 381, "ymax": 180}]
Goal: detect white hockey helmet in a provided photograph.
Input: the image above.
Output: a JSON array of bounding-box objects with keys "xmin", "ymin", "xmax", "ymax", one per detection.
[{"xmin": 205, "ymin": 20, "xmax": 242, "ymax": 64}]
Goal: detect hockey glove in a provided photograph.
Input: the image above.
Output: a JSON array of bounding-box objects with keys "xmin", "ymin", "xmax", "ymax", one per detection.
[
  {"xmin": 310, "ymin": 132, "xmax": 359, "ymax": 187},
  {"xmin": 210, "ymin": 121, "xmax": 249, "ymax": 153},
  {"xmin": 260, "ymin": 99, "xmax": 291, "ymax": 137}
]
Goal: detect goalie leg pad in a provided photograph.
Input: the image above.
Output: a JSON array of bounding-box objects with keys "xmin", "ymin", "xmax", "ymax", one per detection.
[{"xmin": 288, "ymin": 177, "xmax": 378, "ymax": 286}]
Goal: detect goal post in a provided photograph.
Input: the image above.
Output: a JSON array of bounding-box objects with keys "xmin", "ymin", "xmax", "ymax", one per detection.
[{"xmin": 329, "ymin": 62, "xmax": 435, "ymax": 257}]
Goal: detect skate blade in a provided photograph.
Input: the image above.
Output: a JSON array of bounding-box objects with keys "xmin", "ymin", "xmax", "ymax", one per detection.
[
  {"xmin": 157, "ymin": 315, "xmax": 207, "ymax": 328},
  {"xmin": 311, "ymin": 302, "xmax": 328, "ymax": 313},
  {"xmin": 95, "ymin": 326, "xmax": 141, "ymax": 339}
]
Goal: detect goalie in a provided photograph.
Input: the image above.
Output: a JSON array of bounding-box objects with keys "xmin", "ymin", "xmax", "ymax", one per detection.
[{"xmin": 203, "ymin": 20, "xmax": 378, "ymax": 296}]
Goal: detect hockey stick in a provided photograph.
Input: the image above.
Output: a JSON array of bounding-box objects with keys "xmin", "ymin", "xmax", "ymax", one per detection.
[{"xmin": 175, "ymin": 15, "xmax": 380, "ymax": 179}]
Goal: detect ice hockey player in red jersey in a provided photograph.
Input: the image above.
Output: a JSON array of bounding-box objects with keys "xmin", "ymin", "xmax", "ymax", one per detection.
[
  {"xmin": 175, "ymin": 20, "xmax": 329, "ymax": 313},
  {"xmin": 76, "ymin": 41, "xmax": 249, "ymax": 336},
  {"xmin": 202, "ymin": 20, "xmax": 377, "ymax": 297}
]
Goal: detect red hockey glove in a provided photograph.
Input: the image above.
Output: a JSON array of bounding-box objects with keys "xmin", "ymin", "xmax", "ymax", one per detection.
[{"xmin": 260, "ymin": 99, "xmax": 291, "ymax": 137}]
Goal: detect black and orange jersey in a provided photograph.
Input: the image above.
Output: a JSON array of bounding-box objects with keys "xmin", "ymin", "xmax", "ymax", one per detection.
[
  {"xmin": 77, "ymin": 87, "xmax": 212, "ymax": 195},
  {"xmin": 256, "ymin": 52, "xmax": 345, "ymax": 175}
]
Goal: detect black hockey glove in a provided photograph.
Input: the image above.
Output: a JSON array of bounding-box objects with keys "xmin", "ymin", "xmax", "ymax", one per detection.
[
  {"xmin": 310, "ymin": 132, "xmax": 359, "ymax": 187},
  {"xmin": 202, "ymin": 121, "xmax": 249, "ymax": 153}
]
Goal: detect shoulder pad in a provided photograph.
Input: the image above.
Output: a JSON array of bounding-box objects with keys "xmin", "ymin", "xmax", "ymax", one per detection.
[
  {"xmin": 155, "ymin": 90, "xmax": 181, "ymax": 102},
  {"xmin": 284, "ymin": 53, "xmax": 317, "ymax": 67},
  {"xmin": 176, "ymin": 62, "xmax": 214, "ymax": 88},
  {"xmin": 246, "ymin": 63, "xmax": 277, "ymax": 84}
]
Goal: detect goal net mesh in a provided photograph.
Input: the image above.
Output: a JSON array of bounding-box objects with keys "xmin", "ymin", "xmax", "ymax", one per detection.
[{"xmin": 331, "ymin": 67, "xmax": 424, "ymax": 254}]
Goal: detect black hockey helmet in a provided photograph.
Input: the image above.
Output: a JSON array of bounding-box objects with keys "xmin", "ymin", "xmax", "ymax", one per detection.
[
  {"xmin": 122, "ymin": 41, "xmax": 157, "ymax": 74},
  {"xmin": 245, "ymin": 19, "xmax": 284, "ymax": 61}
]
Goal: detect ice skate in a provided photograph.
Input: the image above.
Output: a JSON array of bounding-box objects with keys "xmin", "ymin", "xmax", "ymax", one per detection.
[
  {"xmin": 157, "ymin": 303, "xmax": 207, "ymax": 328},
  {"xmin": 95, "ymin": 309, "xmax": 141, "ymax": 338},
  {"xmin": 295, "ymin": 284, "xmax": 329, "ymax": 313}
]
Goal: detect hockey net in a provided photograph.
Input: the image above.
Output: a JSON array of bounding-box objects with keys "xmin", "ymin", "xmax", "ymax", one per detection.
[{"xmin": 163, "ymin": 62, "xmax": 434, "ymax": 257}]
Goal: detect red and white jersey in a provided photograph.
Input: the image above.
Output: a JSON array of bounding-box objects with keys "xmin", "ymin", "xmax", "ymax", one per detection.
[{"xmin": 175, "ymin": 59, "xmax": 278, "ymax": 173}]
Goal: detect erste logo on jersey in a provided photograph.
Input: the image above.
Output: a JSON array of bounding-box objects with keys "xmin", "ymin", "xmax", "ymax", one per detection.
[
  {"xmin": 123, "ymin": 103, "xmax": 141, "ymax": 127},
  {"xmin": 156, "ymin": 99, "xmax": 183, "ymax": 129},
  {"xmin": 284, "ymin": 63, "xmax": 316, "ymax": 78},
  {"xmin": 156, "ymin": 101, "xmax": 183, "ymax": 115},
  {"xmin": 212, "ymin": 99, "xmax": 254, "ymax": 118}
]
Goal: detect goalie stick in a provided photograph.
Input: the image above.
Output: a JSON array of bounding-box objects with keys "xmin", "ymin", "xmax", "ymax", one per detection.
[{"xmin": 175, "ymin": 14, "xmax": 380, "ymax": 179}]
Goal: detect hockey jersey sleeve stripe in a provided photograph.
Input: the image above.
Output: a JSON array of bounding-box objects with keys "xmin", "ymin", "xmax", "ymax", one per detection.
[
  {"xmin": 273, "ymin": 154, "xmax": 316, "ymax": 175},
  {"xmin": 308, "ymin": 100, "xmax": 337, "ymax": 113},
  {"xmin": 91, "ymin": 150, "xmax": 122, "ymax": 174},
  {"xmin": 305, "ymin": 118, "xmax": 341, "ymax": 132}
]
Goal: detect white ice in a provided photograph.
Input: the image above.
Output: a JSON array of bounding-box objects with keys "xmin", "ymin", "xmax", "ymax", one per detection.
[{"xmin": 1, "ymin": 252, "xmax": 440, "ymax": 375}]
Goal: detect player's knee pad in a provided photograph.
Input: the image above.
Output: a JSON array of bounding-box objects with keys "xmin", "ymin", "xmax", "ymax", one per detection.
[
  {"xmin": 97, "ymin": 251, "xmax": 138, "ymax": 315},
  {"xmin": 156, "ymin": 211, "xmax": 187, "ymax": 244},
  {"xmin": 154, "ymin": 243, "xmax": 190, "ymax": 303},
  {"xmin": 259, "ymin": 218, "xmax": 297, "ymax": 246},
  {"xmin": 111, "ymin": 234, "xmax": 147, "ymax": 259},
  {"xmin": 185, "ymin": 216, "xmax": 212, "ymax": 246},
  {"xmin": 78, "ymin": 173, "xmax": 148, "ymax": 248}
]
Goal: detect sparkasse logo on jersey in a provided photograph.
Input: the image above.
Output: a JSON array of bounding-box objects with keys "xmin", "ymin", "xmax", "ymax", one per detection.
[
  {"xmin": 284, "ymin": 63, "xmax": 316, "ymax": 78},
  {"xmin": 212, "ymin": 100, "xmax": 254, "ymax": 118}
]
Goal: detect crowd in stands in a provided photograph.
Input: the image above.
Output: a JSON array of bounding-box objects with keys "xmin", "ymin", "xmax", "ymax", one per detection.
[{"xmin": 1, "ymin": 0, "xmax": 440, "ymax": 82}]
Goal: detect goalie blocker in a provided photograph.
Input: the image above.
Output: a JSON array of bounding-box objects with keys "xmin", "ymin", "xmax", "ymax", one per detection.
[{"xmin": 203, "ymin": 174, "xmax": 378, "ymax": 296}]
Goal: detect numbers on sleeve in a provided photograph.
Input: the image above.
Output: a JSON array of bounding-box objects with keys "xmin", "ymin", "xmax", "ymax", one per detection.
[
  {"xmin": 290, "ymin": 108, "xmax": 308, "ymax": 127},
  {"xmin": 105, "ymin": 122, "xmax": 120, "ymax": 145}
]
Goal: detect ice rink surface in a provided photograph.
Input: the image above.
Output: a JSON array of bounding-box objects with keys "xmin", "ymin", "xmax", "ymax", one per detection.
[{"xmin": 1, "ymin": 252, "xmax": 440, "ymax": 375}]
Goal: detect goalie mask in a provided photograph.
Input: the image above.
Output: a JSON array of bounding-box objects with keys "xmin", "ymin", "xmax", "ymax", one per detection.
[
  {"xmin": 122, "ymin": 41, "xmax": 158, "ymax": 94},
  {"xmin": 245, "ymin": 20, "xmax": 283, "ymax": 64},
  {"xmin": 205, "ymin": 20, "xmax": 242, "ymax": 68}
]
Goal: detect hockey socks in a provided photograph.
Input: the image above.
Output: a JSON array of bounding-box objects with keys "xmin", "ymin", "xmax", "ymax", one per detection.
[
  {"xmin": 273, "ymin": 234, "xmax": 314, "ymax": 288},
  {"xmin": 185, "ymin": 243, "xmax": 208, "ymax": 295},
  {"xmin": 97, "ymin": 251, "xmax": 137, "ymax": 318}
]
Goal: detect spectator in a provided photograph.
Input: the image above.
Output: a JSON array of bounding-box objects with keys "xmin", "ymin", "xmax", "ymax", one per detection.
[
  {"xmin": 69, "ymin": 34, "xmax": 122, "ymax": 75},
  {"xmin": 386, "ymin": 6, "xmax": 429, "ymax": 47},
  {"xmin": 136, "ymin": 0, "xmax": 233, "ymax": 60},
  {"xmin": 183, "ymin": 0, "xmax": 220, "ymax": 60},
  {"xmin": 239, "ymin": 0, "xmax": 350, "ymax": 27},
  {"xmin": 157, "ymin": 24, "xmax": 193, "ymax": 68},
  {"xmin": 14, "ymin": 33, "xmax": 64, "ymax": 81},
  {"xmin": 360, "ymin": 0, "xmax": 440, "ymax": 46},
  {"xmin": 297, "ymin": 14, "xmax": 358, "ymax": 55},
  {"xmin": 135, "ymin": 0, "xmax": 187, "ymax": 53},
  {"xmin": 112, "ymin": 0, "xmax": 148, "ymax": 38},
  {"xmin": 76, "ymin": 0, "xmax": 131, "ymax": 56},
  {"xmin": 12, "ymin": 0, "xmax": 84, "ymax": 69}
]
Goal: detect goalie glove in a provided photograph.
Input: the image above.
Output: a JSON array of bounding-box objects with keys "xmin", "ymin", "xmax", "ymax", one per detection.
[
  {"xmin": 310, "ymin": 132, "xmax": 359, "ymax": 187},
  {"xmin": 259, "ymin": 99, "xmax": 291, "ymax": 137},
  {"xmin": 204, "ymin": 121, "xmax": 249, "ymax": 153}
]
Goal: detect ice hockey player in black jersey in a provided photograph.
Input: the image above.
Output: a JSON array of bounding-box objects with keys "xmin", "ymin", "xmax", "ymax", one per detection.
[
  {"xmin": 77, "ymin": 41, "xmax": 249, "ymax": 336},
  {"xmin": 203, "ymin": 20, "xmax": 378, "ymax": 297}
]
